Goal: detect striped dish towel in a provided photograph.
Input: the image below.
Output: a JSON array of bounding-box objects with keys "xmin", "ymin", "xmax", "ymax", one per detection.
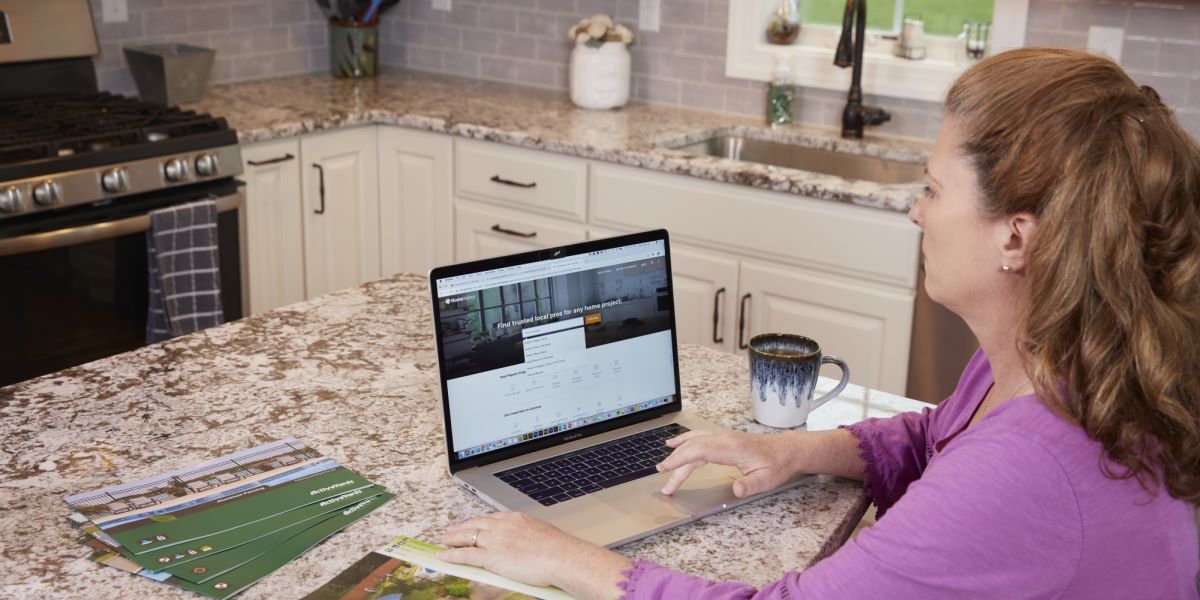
[{"xmin": 146, "ymin": 199, "xmax": 225, "ymax": 343}]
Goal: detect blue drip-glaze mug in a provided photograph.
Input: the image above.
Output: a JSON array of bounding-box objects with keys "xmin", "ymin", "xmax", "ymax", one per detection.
[{"xmin": 748, "ymin": 333, "xmax": 850, "ymax": 428}]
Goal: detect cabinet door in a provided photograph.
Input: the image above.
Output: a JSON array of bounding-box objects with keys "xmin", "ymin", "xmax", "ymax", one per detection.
[
  {"xmin": 738, "ymin": 259, "xmax": 914, "ymax": 395},
  {"xmin": 455, "ymin": 201, "xmax": 586, "ymax": 261},
  {"xmin": 241, "ymin": 138, "xmax": 305, "ymax": 315},
  {"xmin": 300, "ymin": 127, "xmax": 380, "ymax": 298},
  {"xmin": 670, "ymin": 243, "xmax": 740, "ymax": 352},
  {"xmin": 378, "ymin": 128, "xmax": 453, "ymax": 276}
]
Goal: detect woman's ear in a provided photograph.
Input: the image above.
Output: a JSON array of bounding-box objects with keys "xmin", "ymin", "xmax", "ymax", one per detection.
[{"xmin": 998, "ymin": 212, "xmax": 1038, "ymax": 272}]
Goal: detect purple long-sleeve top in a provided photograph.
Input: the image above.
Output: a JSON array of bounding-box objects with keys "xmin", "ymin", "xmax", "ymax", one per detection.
[{"xmin": 618, "ymin": 350, "xmax": 1199, "ymax": 599}]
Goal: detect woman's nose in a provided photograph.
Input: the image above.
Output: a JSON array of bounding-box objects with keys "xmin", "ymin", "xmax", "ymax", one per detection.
[{"xmin": 907, "ymin": 200, "xmax": 923, "ymax": 228}]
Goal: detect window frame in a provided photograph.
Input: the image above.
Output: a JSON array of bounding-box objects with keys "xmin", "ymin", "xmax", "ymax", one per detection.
[{"xmin": 725, "ymin": 0, "xmax": 1029, "ymax": 103}]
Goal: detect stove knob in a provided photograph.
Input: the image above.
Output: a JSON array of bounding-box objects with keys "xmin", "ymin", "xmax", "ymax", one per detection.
[
  {"xmin": 194, "ymin": 153, "xmax": 219, "ymax": 177},
  {"xmin": 163, "ymin": 158, "xmax": 189, "ymax": 182},
  {"xmin": 33, "ymin": 180, "xmax": 63, "ymax": 206},
  {"xmin": 101, "ymin": 167, "xmax": 130, "ymax": 193},
  {"xmin": 0, "ymin": 187, "xmax": 24, "ymax": 214}
]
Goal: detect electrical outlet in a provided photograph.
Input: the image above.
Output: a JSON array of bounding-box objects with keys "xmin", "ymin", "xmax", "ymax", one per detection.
[
  {"xmin": 638, "ymin": 0, "xmax": 660, "ymax": 33},
  {"xmin": 100, "ymin": 0, "xmax": 128, "ymax": 24},
  {"xmin": 432, "ymin": 0, "xmax": 452, "ymax": 11},
  {"xmin": 1087, "ymin": 26, "xmax": 1124, "ymax": 62}
]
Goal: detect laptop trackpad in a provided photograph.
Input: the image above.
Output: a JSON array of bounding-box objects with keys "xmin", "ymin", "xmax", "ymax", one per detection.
[{"xmin": 604, "ymin": 465, "xmax": 741, "ymax": 523}]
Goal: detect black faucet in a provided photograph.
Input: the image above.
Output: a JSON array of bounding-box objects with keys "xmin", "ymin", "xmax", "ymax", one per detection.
[{"xmin": 834, "ymin": 0, "xmax": 891, "ymax": 139}]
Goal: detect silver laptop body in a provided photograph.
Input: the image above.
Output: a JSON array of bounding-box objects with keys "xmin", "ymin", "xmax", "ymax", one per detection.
[{"xmin": 428, "ymin": 230, "xmax": 807, "ymax": 548}]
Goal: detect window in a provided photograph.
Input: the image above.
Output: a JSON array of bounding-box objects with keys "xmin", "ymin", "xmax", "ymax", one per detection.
[
  {"xmin": 467, "ymin": 278, "xmax": 556, "ymax": 337},
  {"xmin": 725, "ymin": 0, "xmax": 1028, "ymax": 103},
  {"xmin": 800, "ymin": 0, "xmax": 995, "ymax": 37}
]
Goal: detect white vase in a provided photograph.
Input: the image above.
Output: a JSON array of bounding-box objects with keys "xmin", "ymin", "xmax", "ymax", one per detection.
[{"xmin": 569, "ymin": 41, "xmax": 631, "ymax": 110}]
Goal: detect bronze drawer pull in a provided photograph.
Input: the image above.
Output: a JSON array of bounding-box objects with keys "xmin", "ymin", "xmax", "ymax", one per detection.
[
  {"xmin": 490, "ymin": 175, "xmax": 537, "ymax": 189},
  {"xmin": 491, "ymin": 224, "xmax": 537, "ymax": 238},
  {"xmin": 246, "ymin": 153, "xmax": 295, "ymax": 166},
  {"xmin": 738, "ymin": 293, "xmax": 752, "ymax": 350},
  {"xmin": 712, "ymin": 287, "xmax": 726, "ymax": 344}
]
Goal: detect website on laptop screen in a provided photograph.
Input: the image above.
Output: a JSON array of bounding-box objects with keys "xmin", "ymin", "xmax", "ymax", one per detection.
[{"xmin": 434, "ymin": 240, "xmax": 677, "ymax": 461}]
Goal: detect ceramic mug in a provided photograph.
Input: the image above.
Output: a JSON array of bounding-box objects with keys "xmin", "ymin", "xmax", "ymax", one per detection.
[{"xmin": 748, "ymin": 333, "xmax": 850, "ymax": 428}]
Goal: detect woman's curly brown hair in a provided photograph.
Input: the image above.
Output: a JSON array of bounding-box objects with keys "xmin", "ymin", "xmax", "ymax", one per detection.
[{"xmin": 946, "ymin": 48, "xmax": 1200, "ymax": 503}]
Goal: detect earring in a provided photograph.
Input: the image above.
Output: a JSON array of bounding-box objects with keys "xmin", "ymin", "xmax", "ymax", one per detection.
[{"xmin": 1001, "ymin": 264, "xmax": 1011, "ymax": 272}]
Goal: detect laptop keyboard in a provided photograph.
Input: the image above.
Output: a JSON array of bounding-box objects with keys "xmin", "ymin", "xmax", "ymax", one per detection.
[{"xmin": 495, "ymin": 423, "xmax": 690, "ymax": 506}]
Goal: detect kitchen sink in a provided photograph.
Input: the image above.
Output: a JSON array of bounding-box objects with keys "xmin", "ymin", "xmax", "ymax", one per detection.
[{"xmin": 665, "ymin": 135, "xmax": 925, "ymax": 185}]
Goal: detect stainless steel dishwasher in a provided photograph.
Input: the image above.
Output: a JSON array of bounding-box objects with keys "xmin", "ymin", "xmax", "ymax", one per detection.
[{"xmin": 905, "ymin": 266, "xmax": 980, "ymax": 404}]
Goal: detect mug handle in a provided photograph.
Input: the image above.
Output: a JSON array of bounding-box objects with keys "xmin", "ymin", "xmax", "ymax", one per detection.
[{"xmin": 811, "ymin": 354, "xmax": 850, "ymax": 411}]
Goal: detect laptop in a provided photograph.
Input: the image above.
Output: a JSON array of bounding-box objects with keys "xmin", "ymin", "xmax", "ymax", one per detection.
[{"xmin": 428, "ymin": 229, "xmax": 808, "ymax": 548}]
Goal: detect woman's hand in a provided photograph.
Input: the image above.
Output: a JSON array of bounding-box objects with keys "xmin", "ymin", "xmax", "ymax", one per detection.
[
  {"xmin": 439, "ymin": 512, "xmax": 629, "ymax": 600},
  {"xmin": 657, "ymin": 429, "xmax": 806, "ymax": 497}
]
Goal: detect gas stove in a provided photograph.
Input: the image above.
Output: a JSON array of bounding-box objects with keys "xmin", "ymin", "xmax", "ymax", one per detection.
[{"xmin": 0, "ymin": 92, "xmax": 242, "ymax": 222}]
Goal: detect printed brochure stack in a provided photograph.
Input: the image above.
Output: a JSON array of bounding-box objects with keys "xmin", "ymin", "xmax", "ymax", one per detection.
[{"xmin": 64, "ymin": 438, "xmax": 393, "ymax": 599}]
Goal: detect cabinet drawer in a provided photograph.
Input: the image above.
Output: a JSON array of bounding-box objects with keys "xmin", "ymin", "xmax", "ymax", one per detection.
[
  {"xmin": 455, "ymin": 201, "xmax": 587, "ymax": 262},
  {"xmin": 591, "ymin": 163, "xmax": 921, "ymax": 289},
  {"xmin": 456, "ymin": 139, "xmax": 587, "ymax": 221}
]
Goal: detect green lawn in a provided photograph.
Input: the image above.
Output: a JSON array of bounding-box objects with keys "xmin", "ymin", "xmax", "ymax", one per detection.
[{"xmin": 799, "ymin": 0, "xmax": 994, "ymax": 37}]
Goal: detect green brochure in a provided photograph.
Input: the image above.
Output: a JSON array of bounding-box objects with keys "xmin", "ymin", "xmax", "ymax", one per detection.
[
  {"xmin": 171, "ymin": 492, "xmax": 395, "ymax": 600},
  {"xmin": 110, "ymin": 467, "xmax": 374, "ymax": 555},
  {"xmin": 301, "ymin": 535, "xmax": 573, "ymax": 600},
  {"xmin": 164, "ymin": 490, "xmax": 389, "ymax": 584},
  {"xmin": 129, "ymin": 485, "xmax": 386, "ymax": 572}
]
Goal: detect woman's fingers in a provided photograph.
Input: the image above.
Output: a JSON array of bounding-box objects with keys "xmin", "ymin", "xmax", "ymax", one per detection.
[
  {"xmin": 659, "ymin": 460, "xmax": 706, "ymax": 495},
  {"xmin": 664, "ymin": 429, "xmax": 709, "ymax": 447},
  {"xmin": 436, "ymin": 545, "xmax": 488, "ymax": 565}
]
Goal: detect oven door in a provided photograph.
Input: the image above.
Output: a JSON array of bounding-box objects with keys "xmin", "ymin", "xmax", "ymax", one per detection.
[{"xmin": 0, "ymin": 181, "xmax": 245, "ymax": 388}]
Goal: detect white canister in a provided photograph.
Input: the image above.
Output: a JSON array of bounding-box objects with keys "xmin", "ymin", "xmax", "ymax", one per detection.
[{"xmin": 569, "ymin": 41, "xmax": 631, "ymax": 110}]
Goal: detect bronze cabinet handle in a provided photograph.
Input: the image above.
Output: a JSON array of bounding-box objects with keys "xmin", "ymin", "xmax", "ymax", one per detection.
[
  {"xmin": 712, "ymin": 287, "xmax": 726, "ymax": 344},
  {"xmin": 490, "ymin": 224, "xmax": 537, "ymax": 238},
  {"xmin": 312, "ymin": 164, "xmax": 325, "ymax": 214},
  {"xmin": 490, "ymin": 174, "xmax": 537, "ymax": 189},
  {"xmin": 246, "ymin": 153, "xmax": 295, "ymax": 166},
  {"xmin": 737, "ymin": 292, "xmax": 752, "ymax": 350}
]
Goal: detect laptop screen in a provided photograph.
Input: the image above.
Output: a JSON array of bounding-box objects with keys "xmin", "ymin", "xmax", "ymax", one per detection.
[{"xmin": 431, "ymin": 232, "xmax": 680, "ymax": 466}]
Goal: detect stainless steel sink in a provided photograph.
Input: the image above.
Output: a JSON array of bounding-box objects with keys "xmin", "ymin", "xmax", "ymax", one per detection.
[{"xmin": 666, "ymin": 135, "xmax": 925, "ymax": 185}]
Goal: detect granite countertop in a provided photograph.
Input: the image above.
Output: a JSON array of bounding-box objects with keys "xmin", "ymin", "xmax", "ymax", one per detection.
[
  {"xmin": 0, "ymin": 273, "xmax": 889, "ymax": 599},
  {"xmin": 186, "ymin": 70, "xmax": 930, "ymax": 213}
]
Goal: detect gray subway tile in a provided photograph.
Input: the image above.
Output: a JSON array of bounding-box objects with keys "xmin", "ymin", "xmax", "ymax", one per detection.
[
  {"xmin": 143, "ymin": 8, "xmax": 189, "ymax": 36},
  {"xmin": 1126, "ymin": 4, "xmax": 1199, "ymax": 41},
  {"xmin": 481, "ymin": 55, "xmax": 520, "ymax": 81},
  {"xmin": 498, "ymin": 33, "xmax": 540, "ymax": 59},
  {"xmin": 189, "ymin": 6, "xmax": 232, "ymax": 33},
  {"xmin": 1120, "ymin": 38, "xmax": 1159, "ymax": 73},
  {"xmin": 680, "ymin": 81, "xmax": 725, "ymax": 111},
  {"xmin": 681, "ymin": 27, "xmax": 725, "ymax": 56},
  {"xmin": 464, "ymin": 29, "xmax": 501, "ymax": 54},
  {"xmin": 230, "ymin": 5, "xmax": 272, "ymax": 31},
  {"xmin": 1158, "ymin": 41, "xmax": 1200, "ymax": 75},
  {"xmin": 252, "ymin": 27, "xmax": 292, "ymax": 52},
  {"xmin": 443, "ymin": 49, "xmax": 482, "ymax": 77}
]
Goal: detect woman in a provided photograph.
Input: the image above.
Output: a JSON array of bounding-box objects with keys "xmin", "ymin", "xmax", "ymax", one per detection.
[{"xmin": 438, "ymin": 48, "xmax": 1200, "ymax": 598}]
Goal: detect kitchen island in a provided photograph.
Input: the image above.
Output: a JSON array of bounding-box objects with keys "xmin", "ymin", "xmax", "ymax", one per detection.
[{"xmin": 0, "ymin": 273, "xmax": 927, "ymax": 599}]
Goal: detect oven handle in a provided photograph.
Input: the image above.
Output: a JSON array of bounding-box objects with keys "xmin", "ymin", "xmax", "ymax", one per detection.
[{"xmin": 0, "ymin": 192, "xmax": 244, "ymax": 258}]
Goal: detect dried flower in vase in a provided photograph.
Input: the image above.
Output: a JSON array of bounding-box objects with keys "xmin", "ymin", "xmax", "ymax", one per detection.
[{"xmin": 567, "ymin": 14, "xmax": 634, "ymax": 48}]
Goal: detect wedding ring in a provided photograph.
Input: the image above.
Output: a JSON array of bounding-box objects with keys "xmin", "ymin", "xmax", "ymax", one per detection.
[{"xmin": 471, "ymin": 528, "xmax": 480, "ymax": 547}]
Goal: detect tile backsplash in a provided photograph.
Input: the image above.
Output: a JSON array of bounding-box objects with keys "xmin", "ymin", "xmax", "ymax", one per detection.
[
  {"xmin": 90, "ymin": 0, "xmax": 1200, "ymax": 141},
  {"xmin": 88, "ymin": 0, "xmax": 331, "ymax": 95}
]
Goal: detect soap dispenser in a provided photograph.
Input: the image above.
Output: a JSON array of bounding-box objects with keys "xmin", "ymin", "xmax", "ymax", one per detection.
[{"xmin": 767, "ymin": 55, "xmax": 795, "ymax": 127}]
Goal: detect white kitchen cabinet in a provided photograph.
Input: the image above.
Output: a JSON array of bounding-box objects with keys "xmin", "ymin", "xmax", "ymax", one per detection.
[
  {"xmin": 241, "ymin": 138, "xmax": 305, "ymax": 315},
  {"xmin": 299, "ymin": 127, "xmax": 380, "ymax": 298},
  {"xmin": 456, "ymin": 138, "xmax": 588, "ymax": 222},
  {"xmin": 378, "ymin": 127, "xmax": 454, "ymax": 276},
  {"xmin": 588, "ymin": 162, "xmax": 920, "ymax": 395},
  {"xmin": 668, "ymin": 243, "xmax": 741, "ymax": 352},
  {"xmin": 455, "ymin": 200, "xmax": 586, "ymax": 261},
  {"xmin": 737, "ymin": 259, "xmax": 914, "ymax": 394}
]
